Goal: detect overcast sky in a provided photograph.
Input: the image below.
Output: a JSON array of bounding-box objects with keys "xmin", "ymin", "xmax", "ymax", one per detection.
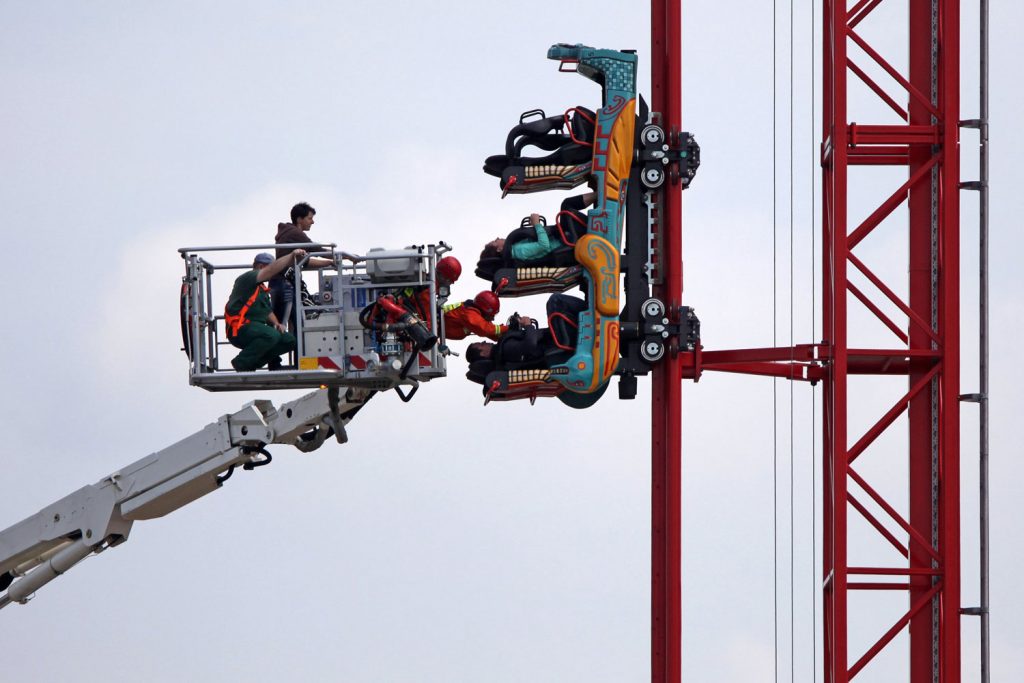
[{"xmin": 0, "ymin": 2, "xmax": 1020, "ymax": 681}]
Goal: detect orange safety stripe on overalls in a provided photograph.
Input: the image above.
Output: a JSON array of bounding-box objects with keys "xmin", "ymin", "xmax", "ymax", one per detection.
[{"xmin": 224, "ymin": 284, "xmax": 268, "ymax": 337}]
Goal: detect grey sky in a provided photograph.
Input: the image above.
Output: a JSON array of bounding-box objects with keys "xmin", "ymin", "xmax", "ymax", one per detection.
[{"xmin": 0, "ymin": 2, "xmax": 1019, "ymax": 681}]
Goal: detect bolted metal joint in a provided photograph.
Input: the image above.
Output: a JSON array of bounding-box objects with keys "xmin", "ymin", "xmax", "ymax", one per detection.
[
  {"xmin": 638, "ymin": 301, "xmax": 701, "ymax": 359},
  {"xmin": 637, "ymin": 121, "xmax": 701, "ymax": 189},
  {"xmin": 674, "ymin": 306, "xmax": 701, "ymax": 352}
]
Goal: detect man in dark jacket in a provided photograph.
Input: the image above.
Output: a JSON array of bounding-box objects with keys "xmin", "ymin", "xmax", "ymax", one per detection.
[
  {"xmin": 272, "ymin": 202, "xmax": 360, "ymax": 331},
  {"xmin": 272, "ymin": 202, "xmax": 328, "ymax": 331}
]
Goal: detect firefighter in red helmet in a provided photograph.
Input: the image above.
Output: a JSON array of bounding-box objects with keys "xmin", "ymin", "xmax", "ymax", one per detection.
[
  {"xmin": 385, "ymin": 255, "xmax": 463, "ymax": 335},
  {"xmin": 443, "ymin": 290, "xmax": 533, "ymax": 341},
  {"xmin": 435, "ymin": 256, "xmax": 462, "ymax": 287}
]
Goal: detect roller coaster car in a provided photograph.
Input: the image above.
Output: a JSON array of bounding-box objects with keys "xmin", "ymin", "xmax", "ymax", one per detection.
[
  {"xmin": 500, "ymin": 44, "xmax": 637, "ymax": 397},
  {"xmin": 477, "ymin": 297, "xmax": 607, "ymax": 409},
  {"xmin": 483, "ymin": 106, "xmax": 597, "ymax": 197},
  {"xmin": 179, "ymin": 244, "xmax": 450, "ymax": 395},
  {"xmin": 546, "ymin": 45, "xmax": 637, "ymax": 395}
]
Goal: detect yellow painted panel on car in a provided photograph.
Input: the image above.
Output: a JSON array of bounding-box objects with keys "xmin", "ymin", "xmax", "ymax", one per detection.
[
  {"xmin": 574, "ymin": 235, "xmax": 621, "ymax": 317},
  {"xmin": 604, "ymin": 97, "xmax": 636, "ymax": 202},
  {"xmin": 601, "ymin": 320, "xmax": 621, "ymax": 380}
]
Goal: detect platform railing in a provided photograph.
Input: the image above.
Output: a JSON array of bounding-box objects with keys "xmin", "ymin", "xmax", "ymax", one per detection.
[{"xmin": 178, "ymin": 243, "xmax": 449, "ymax": 392}]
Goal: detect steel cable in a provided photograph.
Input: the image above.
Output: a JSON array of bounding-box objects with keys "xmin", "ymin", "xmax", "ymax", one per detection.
[
  {"xmin": 810, "ymin": 0, "xmax": 819, "ymax": 679},
  {"xmin": 772, "ymin": 0, "xmax": 779, "ymax": 680},
  {"xmin": 788, "ymin": 0, "xmax": 796, "ymax": 680}
]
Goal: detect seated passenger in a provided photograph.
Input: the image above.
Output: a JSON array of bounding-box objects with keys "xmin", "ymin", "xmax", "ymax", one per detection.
[
  {"xmin": 464, "ymin": 327, "xmax": 551, "ymax": 384},
  {"xmin": 443, "ymin": 291, "xmax": 533, "ymax": 341},
  {"xmin": 225, "ymin": 250, "xmax": 307, "ymax": 372},
  {"xmin": 464, "ymin": 294, "xmax": 586, "ymax": 383},
  {"xmin": 476, "ymin": 192, "xmax": 596, "ymax": 281}
]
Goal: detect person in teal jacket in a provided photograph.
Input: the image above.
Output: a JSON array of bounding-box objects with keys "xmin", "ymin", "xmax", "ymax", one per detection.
[{"xmin": 479, "ymin": 192, "xmax": 596, "ymax": 267}]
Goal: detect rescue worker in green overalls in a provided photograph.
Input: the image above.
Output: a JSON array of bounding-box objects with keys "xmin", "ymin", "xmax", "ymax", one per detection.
[{"xmin": 225, "ymin": 249, "xmax": 307, "ymax": 371}]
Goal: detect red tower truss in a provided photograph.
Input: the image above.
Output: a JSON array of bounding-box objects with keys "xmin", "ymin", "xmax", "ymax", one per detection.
[
  {"xmin": 649, "ymin": 1, "xmax": 964, "ymax": 681},
  {"xmin": 820, "ymin": 0, "xmax": 961, "ymax": 680}
]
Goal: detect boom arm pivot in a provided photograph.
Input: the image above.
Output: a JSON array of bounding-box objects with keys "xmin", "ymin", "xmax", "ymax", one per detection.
[{"xmin": 0, "ymin": 386, "xmax": 373, "ymax": 610}]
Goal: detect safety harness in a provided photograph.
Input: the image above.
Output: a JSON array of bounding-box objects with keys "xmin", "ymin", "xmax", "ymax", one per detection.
[{"xmin": 224, "ymin": 283, "xmax": 268, "ymax": 337}]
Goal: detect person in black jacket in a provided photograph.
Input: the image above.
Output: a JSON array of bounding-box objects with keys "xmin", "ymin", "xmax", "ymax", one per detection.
[
  {"xmin": 464, "ymin": 294, "xmax": 587, "ymax": 384},
  {"xmin": 272, "ymin": 202, "xmax": 361, "ymax": 331}
]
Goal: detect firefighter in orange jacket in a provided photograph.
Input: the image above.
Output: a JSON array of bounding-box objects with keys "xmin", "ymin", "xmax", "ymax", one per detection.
[
  {"xmin": 443, "ymin": 291, "xmax": 533, "ymax": 341},
  {"xmin": 400, "ymin": 255, "xmax": 462, "ymax": 331},
  {"xmin": 360, "ymin": 255, "xmax": 464, "ymax": 348}
]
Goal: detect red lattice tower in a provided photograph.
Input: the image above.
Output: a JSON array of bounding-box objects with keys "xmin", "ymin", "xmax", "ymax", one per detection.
[
  {"xmin": 648, "ymin": 1, "xmax": 963, "ymax": 681},
  {"xmin": 820, "ymin": 1, "xmax": 961, "ymax": 680}
]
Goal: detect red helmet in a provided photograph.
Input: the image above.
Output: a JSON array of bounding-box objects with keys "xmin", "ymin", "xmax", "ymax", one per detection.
[
  {"xmin": 473, "ymin": 290, "xmax": 501, "ymax": 318},
  {"xmin": 436, "ymin": 256, "xmax": 462, "ymax": 285}
]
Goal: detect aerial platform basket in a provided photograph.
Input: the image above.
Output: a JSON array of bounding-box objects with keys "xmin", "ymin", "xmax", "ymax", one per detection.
[{"xmin": 179, "ymin": 242, "xmax": 451, "ymax": 394}]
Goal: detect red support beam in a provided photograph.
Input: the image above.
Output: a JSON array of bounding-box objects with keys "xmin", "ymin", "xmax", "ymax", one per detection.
[
  {"xmin": 650, "ymin": 1, "xmax": 682, "ymax": 681},
  {"xmin": 847, "ymin": 363, "xmax": 941, "ymax": 464},
  {"xmin": 847, "ymin": 154, "xmax": 939, "ymax": 248},
  {"xmin": 847, "ymin": 59, "xmax": 910, "ymax": 120},
  {"xmin": 822, "ymin": 2, "xmax": 851, "ymax": 679},
  {"xmin": 847, "ymin": 493, "xmax": 911, "ymax": 558},
  {"xmin": 848, "ymin": 567, "xmax": 942, "ymax": 576},
  {"xmin": 908, "ymin": 2, "xmax": 940, "ymax": 679},
  {"xmin": 848, "ymin": 251, "xmax": 940, "ymax": 345},
  {"xmin": 846, "ymin": 281, "xmax": 909, "ymax": 343},
  {"xmin": 850, "ymin": 583, "xmax": 944, "ymax": 679}
]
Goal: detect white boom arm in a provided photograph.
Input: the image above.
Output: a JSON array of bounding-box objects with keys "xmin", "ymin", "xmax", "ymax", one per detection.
[{"xmin": 0, "ymin": 386, "xmax": 373, "ymax": 610}]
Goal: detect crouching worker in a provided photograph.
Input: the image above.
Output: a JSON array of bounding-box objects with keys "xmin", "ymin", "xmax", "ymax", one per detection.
[
  {"xmin": 225, "ymin": 249, "xmax": 307, "ymax": 371},
  {"xmin": 443, "ymin": 290, "xmax": 533, "ymax": 341}
]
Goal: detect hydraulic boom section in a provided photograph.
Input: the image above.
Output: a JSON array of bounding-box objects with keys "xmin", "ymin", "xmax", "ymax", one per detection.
[{"xmin": 0, "ymin": 387, "xmax": 371, "ymax": 610}]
